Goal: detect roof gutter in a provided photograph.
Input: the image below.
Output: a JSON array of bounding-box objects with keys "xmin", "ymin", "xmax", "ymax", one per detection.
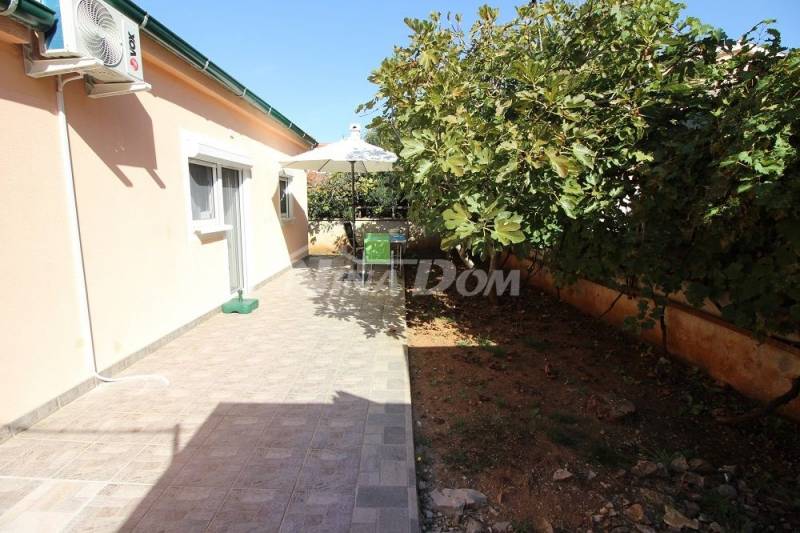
[
  {"xmin": 1, "ymin": 0, "xmax": 317, "ymax": 147},
  {"xmin": 104, "ymin": 0, "xmax": 317, "ymax": 147},
  {"xmin": 0, "ymin": 0, "xmax": 57, "ymax": 33},
  {"xmin": 105, "ymin": 0, "xmax": 318, "ymax": 146}
]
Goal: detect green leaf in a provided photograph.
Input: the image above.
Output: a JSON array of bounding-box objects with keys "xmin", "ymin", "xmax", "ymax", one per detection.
[
  {"xmin": 572, "ymin": 143, "xmax": 596, "ymax": 169},
  {"xmin": 475, "ymin": 147, "xmax": 493, "ymax": 167},
  {"xmin": 400, "ymin": 138, "xmax": 425, "ymax": 159},
  {"xmin": 482, "ymin": 199, "xmax": 502, "ymax": 219},
  {"xmin": 478, "ymin": 5, "xmax": 499, "ymax": 22},
  {"xmin": 563, "ymin": 178, "xmax": 583, "ymax": 196},
  {"xmin": 420, "ymin": 50, "xmax": 437, "ymax": 68},
  {"xmin": 444, "ymin": 154, "xmax": 467, "ymax": 177},
  {"xmin": 564, "ymin": 94, "xmax": 593, "ymax": 108},
  {"xmin": 414, "ymin": 159, "xmax": 433, "ymax": 181},
  {"xmin": 440, "ymin": 233, "xmax": 462, "ymax": 251},
  {"xmin": 492, "ymin": 213, "xmax": 525, "ymax": 245},
  {"xmin": 496, "ymin": 159, "xmax": 518, "ymax": 181},
  {"xmin": 546, "ymin": 150, "xmax": 574, "ymax": 178},
  {"xmin": 558, "ymin": 195, "xmax": 578, "ymax": 218},
  {"xmin": 498, "ymin": 140, "xmax": 518, "ymax": 152},
  {"xmin": 442, "ymin": 203, "xmax": 470, "ymax": 229}
]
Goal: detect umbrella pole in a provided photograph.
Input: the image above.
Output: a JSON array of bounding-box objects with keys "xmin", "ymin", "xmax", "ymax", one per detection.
[
  {"xmin": 350, "ymin": 161, "xmax": 356, "ymax": 238},
  {"xmin": 351, "ymin": 161, "xmax": 357, "ymax": 275}
]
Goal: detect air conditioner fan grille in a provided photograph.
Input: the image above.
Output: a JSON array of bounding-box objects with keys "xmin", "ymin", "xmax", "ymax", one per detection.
[{"xmin": 76, "ymin": 0, "xmax": 123, "ymax": 67}]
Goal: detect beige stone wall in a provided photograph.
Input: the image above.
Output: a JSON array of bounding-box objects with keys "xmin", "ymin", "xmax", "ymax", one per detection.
[
  {"xmin": 0, "ymin": 27, "xmax": 311, "ymax": 427},
  {"xmin": 505, "ymin": 255, "xmax": 800, "ymax": 420},
  {"xmin": 309, "ymin": 219, "xmax": 437, "ymax": 255}
]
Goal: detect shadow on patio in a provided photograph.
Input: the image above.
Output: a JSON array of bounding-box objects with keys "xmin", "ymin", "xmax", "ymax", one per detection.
[
  {"xmin": 302, "ymin": 256, "xmax": 406, "ymax": 340},
  {"xmin": 0, "ymin": 260, "xmax": 418, "ymax": 532}
]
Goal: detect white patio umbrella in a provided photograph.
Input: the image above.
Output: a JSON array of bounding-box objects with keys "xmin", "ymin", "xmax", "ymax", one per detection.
[{"xmin": 280, "ymin": 124, "xmax": 398, "ymax": 241}]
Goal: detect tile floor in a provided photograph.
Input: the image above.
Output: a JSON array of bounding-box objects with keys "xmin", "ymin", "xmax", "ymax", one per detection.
[{"xmin": 0, "ymin": 258, "xmax": 417, "ymax": 532}]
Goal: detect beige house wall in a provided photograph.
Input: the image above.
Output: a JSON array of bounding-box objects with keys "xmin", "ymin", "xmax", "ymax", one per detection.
[
  {"xmin": 0, "ymin": 36, "xmax": 94, "ymax": 429},
  {"xmin": 0, "ymin": 25, "xmax": 311, "ymax": 428}
]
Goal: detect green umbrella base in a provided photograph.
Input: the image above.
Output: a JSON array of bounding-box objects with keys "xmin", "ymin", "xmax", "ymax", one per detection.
[{"xmin": 222, "ymin": 297, "xmax": 259, "ymax": 314}]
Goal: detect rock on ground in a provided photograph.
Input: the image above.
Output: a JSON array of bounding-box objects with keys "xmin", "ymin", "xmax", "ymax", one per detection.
[
  {"xmin": 716, "ymin": 483, "xmax": 738, "ymax": 499},
  {"xmin": 533, "ymin": 516, "xmax": 554, "ymax": 533},
  {"xmin": 464, "ymin": 517, "xmax": 485, "ymax": 533},
  {"xmin": 624, "ymin": 503, "xmax": 646, "ymax": 523},
  {"xmin": 553, "ymin": 468, "xmax": 574, "ymax": 481},
  {"xmin": 688, "ymin": 458, "xmax": 714, "ymax": 473},
  {"xmin": 670, "ymin": 455, "xmax": 689, "ymax": 473},
  {"xmin": 587, "ymin": 394, "xmax": 637, "ymax": 421},
  {"xmin": 429, "ymin": 489, "xmax": 464, "ymax": 517},
  {"xmin": 632, "ymin": 460, "xmax": 660, "ymax": 478},
  {"xmin": 429, "ymin": 488, "xmax": 488, "ymax": 517},
  {"xmin": 663, "ymin": 505, "xmax": 700, "ymax": 530}
]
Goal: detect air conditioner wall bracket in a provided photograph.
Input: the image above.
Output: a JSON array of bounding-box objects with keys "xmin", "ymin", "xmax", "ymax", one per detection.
[
  {"xmin": 24, "ymin": 46, "xmax": 103, "ymax": 78},
  {"xmin": 86, "ymin": 80, "xmax": 152, "ymax": 98}
]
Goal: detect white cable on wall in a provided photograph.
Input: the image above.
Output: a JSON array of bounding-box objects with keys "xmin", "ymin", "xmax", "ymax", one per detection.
[{"xmin": 57, "ymin": 74, "xmax": 168, "ymax": 387}]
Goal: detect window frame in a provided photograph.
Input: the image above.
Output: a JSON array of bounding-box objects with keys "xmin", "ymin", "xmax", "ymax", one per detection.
[
  {"xmin": 188, "ymin": 158, "xmax": 228, "ymax": 234},
  {"xmin": 279, "ymin": 175, "xmax": 293, "ymax": 221}
]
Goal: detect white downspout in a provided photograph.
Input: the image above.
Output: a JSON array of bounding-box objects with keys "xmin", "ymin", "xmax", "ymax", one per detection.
[{"xmin": 57, "ymin": 75, "xmax": 167, "ymax": 385}]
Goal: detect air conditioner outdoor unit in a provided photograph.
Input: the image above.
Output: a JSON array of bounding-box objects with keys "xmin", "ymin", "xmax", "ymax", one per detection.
[{"xmin": 37, "ymin": 0, "xmax": 149, "ymax": 94}]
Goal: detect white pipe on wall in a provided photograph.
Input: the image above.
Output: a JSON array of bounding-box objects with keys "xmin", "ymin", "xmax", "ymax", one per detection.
[
  {"xmin": 56, "ymin": 75, "xmax": 167, "ymax": 386},
  {"xmin": 56, "ymin": 74, "xmax": 96, "ymax": 378}
]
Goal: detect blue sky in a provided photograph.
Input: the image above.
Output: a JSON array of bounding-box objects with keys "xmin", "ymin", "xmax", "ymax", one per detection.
[{"xmin": 134, "ymin": 1, "xmax": 799, "ymax": 143}]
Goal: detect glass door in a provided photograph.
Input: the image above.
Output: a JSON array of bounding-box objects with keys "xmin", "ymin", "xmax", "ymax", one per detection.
[{"xmin": 221, "ymin": 167, "xmax": 244, "ymax": 294}]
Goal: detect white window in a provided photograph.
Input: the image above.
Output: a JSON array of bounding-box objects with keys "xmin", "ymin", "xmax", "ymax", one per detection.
[
  {"xmin": 188, "ymin": 159, "xmax": 229, "ymax": 233},
  {"xmin": 279, "ymin": 176, "xmax": 292, "ymax": 220},
  {"xmin": 189, "ymin": 162, "xmax": 216, "ymax": 221}
]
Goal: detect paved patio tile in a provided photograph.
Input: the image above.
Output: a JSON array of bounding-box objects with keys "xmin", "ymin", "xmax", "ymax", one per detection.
[
  {"xmin": 132, "ymin": 485, "xmax": 227, "ymax": 532},
  {"xmin": 321, "ymin": 399, "xmax": 370, "ymax": 420},
  {"xmin": 207, "ymin": 489, "xmax": 290, "ymax": 532},
  {"xmin": 378, "ymin": 508, "xmax": 413, "ymax": 533},
  {"xmin": 170, "ymin": 443, "xmax": 253, "ymax": 488},
  {"xmin": 235, "ymin": 447, "xmax": 306, "ymax": 491},
  {"xmin": 279, "ymin": 490, "xmax": 354, "ymax": 533},
  {"xmin": 112, "ymin": 444, "xmax": 193, "ymax": 485},
  {"xmin": 55, "ymin": 442, "xmax": 145, "ymax": 481},
  {"xmin": 0, "ymin": 480, "xmax": 105, "ymax": 531},
  {"xmin": 260, "ymin": 418, "xmax": 317, "ymax": 449},
  {"xmin": 146, "ymin": 413, "xmax": 223, "ymax": 450},
  {"xmin": 0, "ymin": 478, "xmax": 42, "ymax": 514},
  {"xmin": 92, "ymin": 412, "xmax": 167, "ymax": 445},
  {"xmin": 64, "ymin": 483, "xmax": 163, "ymax": 533},
  {"xmin": 203, "ymin": 416, "xmax": 269, "ymax": 448},
  {"xmin": 14, "ymin": 411, "xmax": 94, "ymax": 443},
  {"xmin": 0, "ymin": 259, "xmax": 418, "ymax": 531},
  {"xmin": 0, "ymin": 439, "xmax": 90, "ymax": 478},
  {"xmin": 355, "ymin": 485, "xmax": 409, "ymax": 508},
  {"xmin": 311, "ymin": 418, "xmax": 367, "ymax": 450},
  {"xmin": 296, "ymin": 448, "xmax": 360, "ymax": 493}
]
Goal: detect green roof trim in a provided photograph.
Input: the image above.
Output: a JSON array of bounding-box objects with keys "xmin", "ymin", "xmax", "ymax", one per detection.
[
  {"xmin": 106, "ymin": 0, "xmax": 317, "ymax": 147},
  {"xmin": 0, "ymin": 0, "xmax": 57, "ymax": 33},
  {"xmin": 1, "ymin": 0, "xmax": 317, "ymax": 147}
]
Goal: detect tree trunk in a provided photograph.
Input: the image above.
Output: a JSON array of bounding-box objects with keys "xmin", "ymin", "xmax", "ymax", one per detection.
[
  {"xmin": 454, "ymin": 245, "xmax": 475, "ymax": 269},
  {"xmin": 487, "ymin": 245, "xmax": 498, "ymax": 305}
]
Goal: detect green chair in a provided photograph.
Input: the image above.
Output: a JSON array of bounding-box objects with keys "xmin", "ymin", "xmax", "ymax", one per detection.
[{"xmin": 363, "ymin": 233, "xmax": 390, "ymax": 283}]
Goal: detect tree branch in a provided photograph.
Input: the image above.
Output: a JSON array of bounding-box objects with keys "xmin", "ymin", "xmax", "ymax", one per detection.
[
  {"xmin": 716, "ymin": 376, "xmax": 800, "ymax": 425},
  {"xmin": 597, "ymin": 291, "xmax": 624, "ymax": 319}
]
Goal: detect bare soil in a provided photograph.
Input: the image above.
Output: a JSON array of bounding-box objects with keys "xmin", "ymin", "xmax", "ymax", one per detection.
[{"xmin": 405, "ymin": 264, "xmax": 800, "ymax": 532}]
